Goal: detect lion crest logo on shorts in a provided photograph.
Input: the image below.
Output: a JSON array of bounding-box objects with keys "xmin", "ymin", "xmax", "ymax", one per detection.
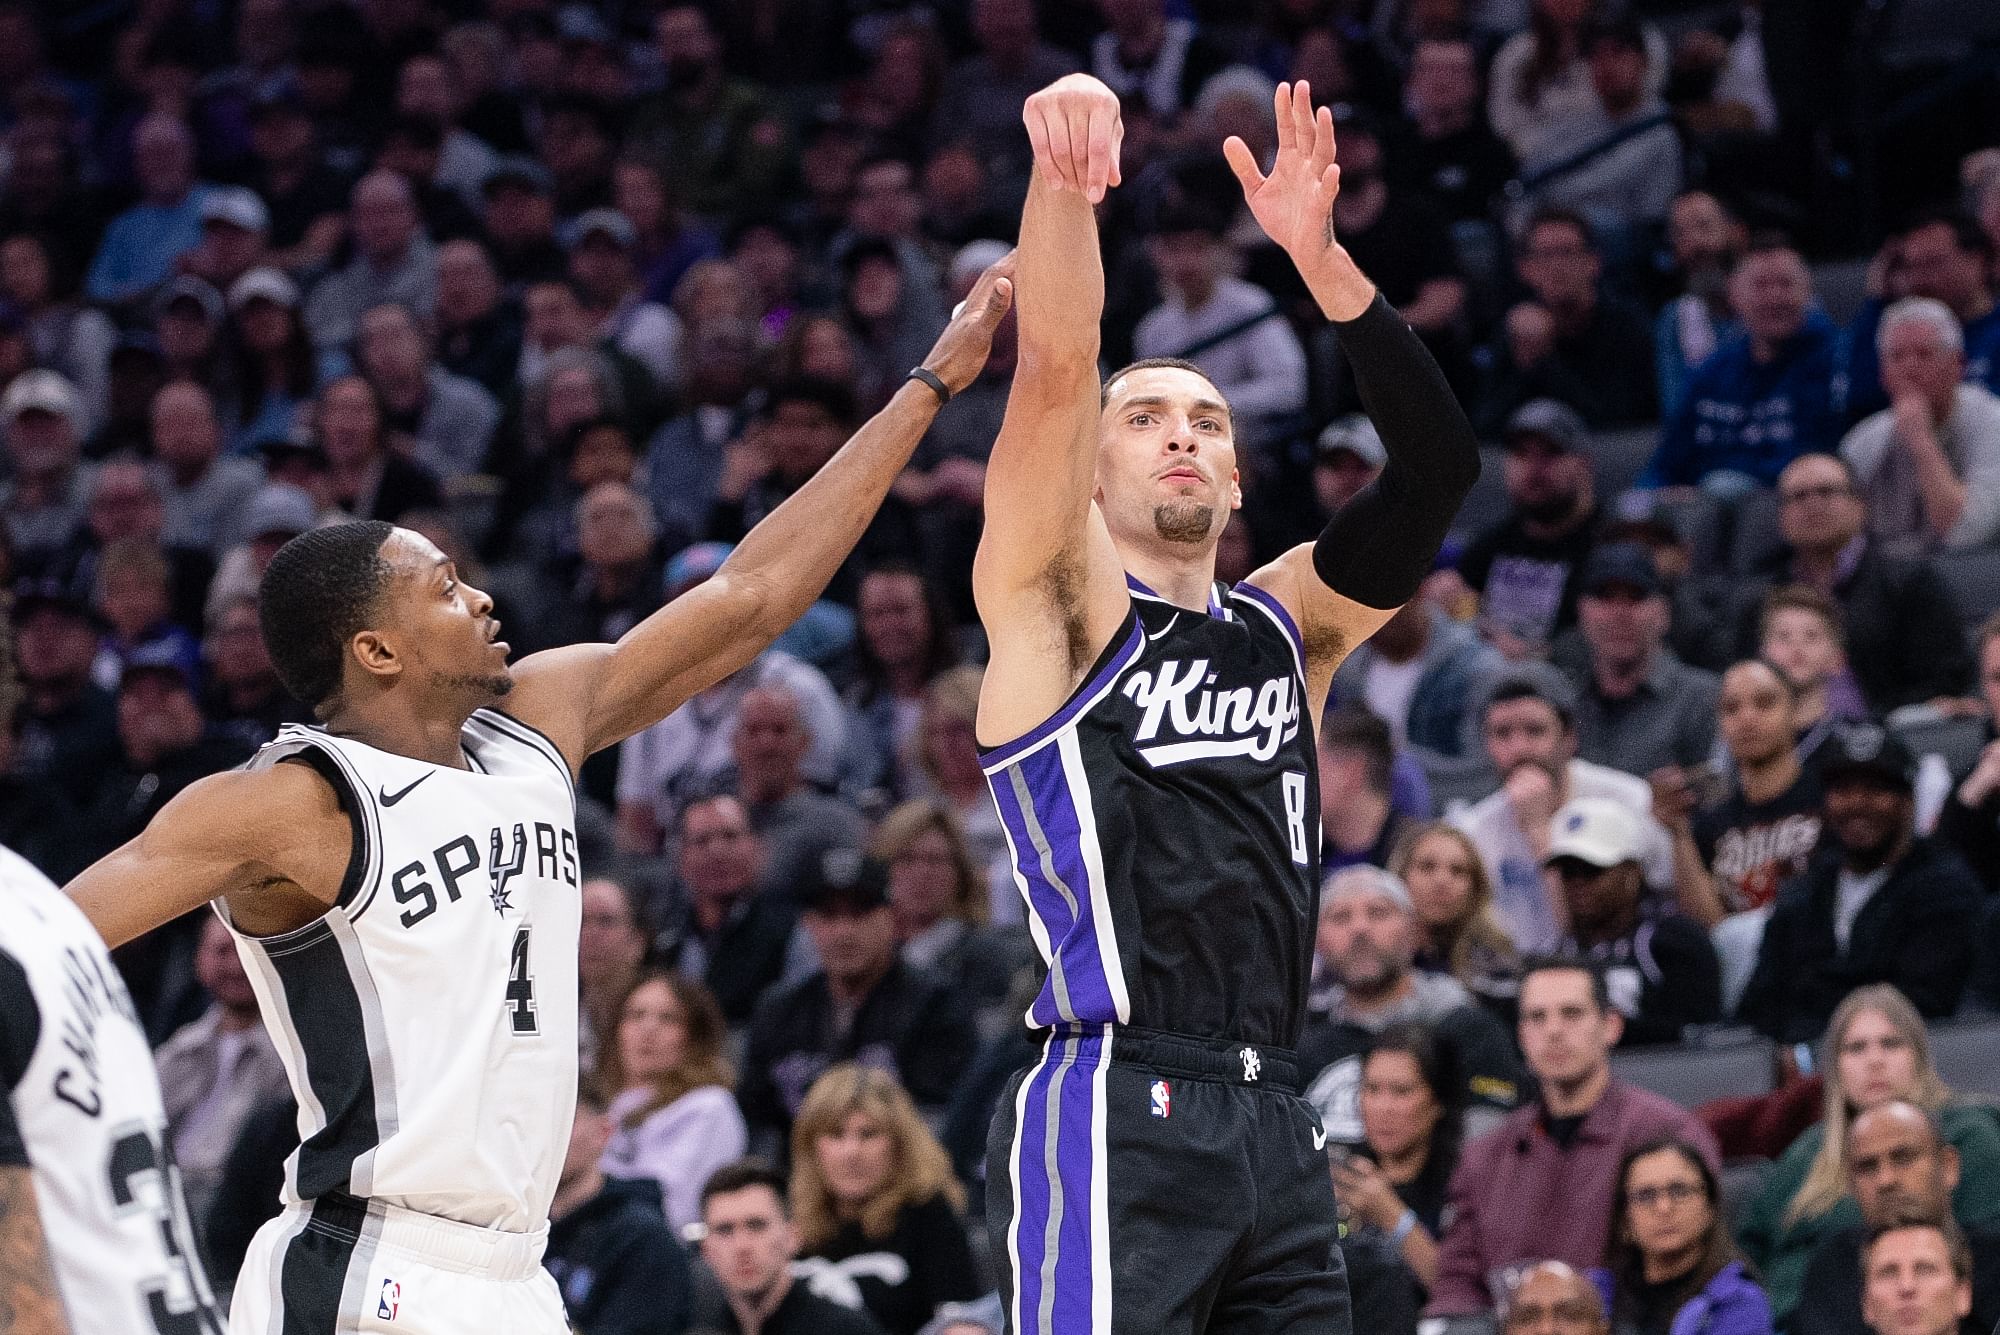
[
  {"xmin": 378, "ymin": 1279, "xmax": 400, "ymax": 1321},
  {"xmin": 1149, "ymin": 1079, "xmax": 1171, "ymax": 1118},
  {"xmin": 1240, "ymin": 1047, "xmax": 1261, "ymax": 1082}
]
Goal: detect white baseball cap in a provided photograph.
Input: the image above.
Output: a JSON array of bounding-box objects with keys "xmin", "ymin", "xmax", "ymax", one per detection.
[
  {"xmin": 0, "ymin": 369, "xmax": 81, "ymax": 425},
  {"xmin": 1544, "ymin": 797, "xmax": 1644, "ymax": 869},
  {"xmin": 200, "ymin": 185, "xmax": 271, "ymax": 234},
  {"xmin": 228, "ymin": 266, "xmax": 300, "ymax": 311}
]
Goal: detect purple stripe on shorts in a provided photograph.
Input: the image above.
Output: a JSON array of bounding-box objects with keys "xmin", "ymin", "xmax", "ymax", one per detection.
[
  {"xmin": 1012, "ymin": 1040, "xmax": 1061, "ymax": 1329},
  {"xmin": 1010, "ymin": 1030, "xmax": 1106, "ymax": 1335},
  {"xmin": 1050, "ymin": 1030, "xmax": 1104, "ymax": 1330}
]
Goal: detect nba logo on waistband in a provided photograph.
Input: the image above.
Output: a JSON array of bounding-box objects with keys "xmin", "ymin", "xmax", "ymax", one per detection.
[
  {"xmin": 378, "ymin": 1279, "xmax": 400, "ymax": 1321},
  {"xmin": 1149, "ymin": 1079, "xmax": 1171, "ymax": 1118}
]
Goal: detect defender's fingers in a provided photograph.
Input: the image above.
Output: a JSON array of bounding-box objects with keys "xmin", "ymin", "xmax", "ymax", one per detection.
[
  {"xmin": 1222, "ymin": 135, "xmax": 1265, "ymax": 196},
  {"xmin": 1272, "ymin": 82, "xmax": 1296, "ymax": 152},
  {"xmin": 1290, "ymin": 81, "xmax": 1316, "ymax": 159}
]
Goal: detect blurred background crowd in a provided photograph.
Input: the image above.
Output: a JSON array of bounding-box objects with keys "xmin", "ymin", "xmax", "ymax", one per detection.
[{"xmin": 1, "ymin": 0, "xmax": 1999, "ymax": 1332}]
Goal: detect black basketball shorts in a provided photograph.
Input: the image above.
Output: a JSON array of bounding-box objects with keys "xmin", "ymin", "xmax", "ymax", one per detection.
[{"xmin": 986, "ymin": 1024, "xmax": 1352, "ymax": 1335}]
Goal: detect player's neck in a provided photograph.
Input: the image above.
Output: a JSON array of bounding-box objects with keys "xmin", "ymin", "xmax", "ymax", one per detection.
[
  {"xmin": 322, "ymin": 698, "xmax": 475, "ymax": 770},
  {"xmin": 1121, "ymin": 544, "xmax": 1218, "ymax": 613}
]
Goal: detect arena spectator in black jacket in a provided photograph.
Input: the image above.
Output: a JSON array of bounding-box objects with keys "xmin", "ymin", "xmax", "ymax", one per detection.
[
  {"xmin": 1548, "ymin": 797, "xmax": 1722, "ymax": 1046},
  {"xmin": 1935, "ymin": 617, "xmax": 2000, "ymax": 889},
  {"xmin": 1730, "ymin": 454, "xmax": 1973, "ymax": 713},
  {"xmin": 546, "ymin": 1079, "xmax": 694, "ymax": 1335},
  {"xmin": 1739, "ymin": 727, "xmax": 1985, "ymax": 1043},
  {"xmin": 737, "ymin": 851, "xmax": 975, "ymax": 1156},
  {"xmin": 653, "ymin": 794, "xmax": 807, "ymax": 1026}
]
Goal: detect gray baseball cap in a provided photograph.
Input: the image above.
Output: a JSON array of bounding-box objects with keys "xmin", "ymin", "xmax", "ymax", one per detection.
[{"xmin": 1503, "ymin": 399, "xmax": 1589, "ymax": 454}]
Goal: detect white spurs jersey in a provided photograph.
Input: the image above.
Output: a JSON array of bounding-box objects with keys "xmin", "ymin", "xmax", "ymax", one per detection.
[
  {"xmin": 220, "ymin": 709, "xmax": 581, "ymax": 1232},
  {"xmin": 0, "ymin": 844, "xmax": 221, "ymax": 1335}
]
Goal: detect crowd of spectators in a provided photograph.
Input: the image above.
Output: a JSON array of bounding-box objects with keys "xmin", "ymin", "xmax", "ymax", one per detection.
[{"xmin": 1, "ymin": 0, "xmax": 1998, "ymax": 1333}]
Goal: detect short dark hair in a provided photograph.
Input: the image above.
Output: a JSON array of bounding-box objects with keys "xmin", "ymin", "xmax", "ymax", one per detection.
[
  {"xmin": 258, "ymin": 521, "xmax": 397, "ymax": 717},
  {"xmin": 1865, "ymin": 1209, "xmax": 1972, "ymax": 1281},
  {"xmin": 676, "ymin": 788, "xmax": 750, "ymax": 837},
  {"xmin": 701, "ymin": 1158, "xmax": 790, "ymax": 1217},
  {"xmin": 384, "ymin": 115, "xmax": 444, "ymax": 152},
  {"xmin": 1521, "ymin": 208, "xmax": 1596, "ymax": 253},
  {"xmin": 562, "ymin": 415, "xmax": 633, "ymax": 459},
  {"xmin": 1152, "ymin": 196, "xmax": 1228, "ymax": 240},
  {"xmin": 765, "ymin": 375, "xmax": 857, "ymax": 430},
  {"xmin": 1735, "ymin": 231, "xmax": 1803, "ymax": 269},
  {"xmin": 1320, "ymin": 704, "xmax": 1394, "ymax": 795},
  {"xmin": 1101, "ymin": 356, "xmax": 1225, "ymax": 408},
  {"xmin": 1483, "ymin": 673, "xmax": 1576, "ymax": 729},
  {"xmin": 1901, "ymin": 209, "xmax": 1994, "ymax": 263},
  {"xmin": 1584, "ymin": 17, "xmax": 1647, "ymax": 53},
  {"xmin": 1760, "ymin": 583, "xmax": 1846, "ymax": 648},
  {"xmin": 1520, "ymin": 954, "xmax": 1614, "ymax": 1014}
]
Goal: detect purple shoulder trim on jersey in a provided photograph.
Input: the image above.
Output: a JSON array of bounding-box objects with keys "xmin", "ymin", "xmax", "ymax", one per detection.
[
  {"xmin": 979, "ymin": 615, "xmax": 1145, "ymax": 771},
  {"xmin": 1231, "ymin": 581, "xmax": 1306, "ymax": 663}
]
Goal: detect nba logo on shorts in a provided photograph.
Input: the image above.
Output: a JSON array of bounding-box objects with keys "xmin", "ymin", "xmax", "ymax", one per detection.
[
  {"xmin": 1149, "ymin": 1079, "xmax": 1171, "ymax": 1118},
  {"xmin": 377, "ymin": 1279, "xmax": 400, "ymax": 1321}
]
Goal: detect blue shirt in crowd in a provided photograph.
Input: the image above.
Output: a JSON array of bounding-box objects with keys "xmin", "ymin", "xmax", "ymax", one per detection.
[
  {"xmin": 1642, "ymin": 311, "xmax": 1845, "ymax": 489},
  {"xmin": 85, "ymin": 186, "xmax": 212, "ymax": 306}
]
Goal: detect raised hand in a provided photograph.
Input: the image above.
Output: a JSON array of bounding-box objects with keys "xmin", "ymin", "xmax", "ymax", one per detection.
[
  {"xmin": 922, "ymin": 250, "xmax": 1017, "ymax": 394},
  {"xmin": 1023, "ymin": 74, "xmax": 1124, "ymax": 204},
  {"xmin": 1224, "ymin": 80, "xmax": 1342, "ymax": 268}
]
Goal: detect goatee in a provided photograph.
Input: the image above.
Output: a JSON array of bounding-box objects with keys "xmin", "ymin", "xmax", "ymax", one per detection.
[
  {"xmin": 433, "ymin": 670, "xmax": 516, "ymax": 699},
  {"xmin": 1153, "ymin": 500, "xmax": 1214, "ymax": 545}
]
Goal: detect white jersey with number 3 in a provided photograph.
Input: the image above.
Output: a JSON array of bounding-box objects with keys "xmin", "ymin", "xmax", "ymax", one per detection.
[
  {"xmin": 0, "ymin": 844, "xmax": 221, "ymax": 1335},
  {"xmin": 221, "ymin": 709, "xmax": 581, "ymax": 1232}
]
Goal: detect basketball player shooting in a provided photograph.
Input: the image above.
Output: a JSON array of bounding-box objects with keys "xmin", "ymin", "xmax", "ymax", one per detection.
[
  {"xmin": 975, "ymin": 77, "xmax": 1478, "ymax": 1332},
  {"xmin": 60, "ymin": 257, "xmax": 1015, "ymax": 1334}
]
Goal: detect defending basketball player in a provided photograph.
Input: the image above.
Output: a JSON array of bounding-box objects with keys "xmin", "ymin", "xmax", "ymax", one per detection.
[
  {"xmin": 976, "ymin": 78, "xmax": 1478, "ymax": 1331},
  {"xmin": 62, "ymin": 256, "xmax": 1016, "ymax": 1334}
]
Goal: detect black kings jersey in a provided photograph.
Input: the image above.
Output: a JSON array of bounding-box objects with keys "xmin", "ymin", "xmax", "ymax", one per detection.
[{"xmin": 981, "ymin": 577, "xmax": 1321, "ymax": 1047}]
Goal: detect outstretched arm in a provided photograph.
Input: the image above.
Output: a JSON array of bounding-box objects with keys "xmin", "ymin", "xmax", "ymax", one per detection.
[
  {"xmin": 68, "ymin": 763, "xmax": 352, "ymax": 946},
  {"xmin": 505, "ymin": 259, "xmax": 1016, "ymax": 764},
  {"xmin": 1232, "ymin": 82, "xmax": 1480, "ymax": 718},
  {"xmin": 972, "ymin": 75, "xmax": 1134, "ymax": 746}
]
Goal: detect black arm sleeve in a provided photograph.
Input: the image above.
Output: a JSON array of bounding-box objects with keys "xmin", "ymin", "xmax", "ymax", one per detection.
[{"xmin": 1313, "ymin": 293, "xmax": 1481, "ymax": 609}]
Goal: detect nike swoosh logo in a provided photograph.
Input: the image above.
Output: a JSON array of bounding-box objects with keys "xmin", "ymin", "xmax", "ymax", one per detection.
[
  {"xmin": 379, "ymin": 774, "xmax": 433, "ymax": 807},
  {"xmin": 1312, "ymin": 1127, "xmax": 1328, "ymax": 1151},
  {"xmin": 1145, "ymin": 615, "xmax": 1179, "ymax": 643}
]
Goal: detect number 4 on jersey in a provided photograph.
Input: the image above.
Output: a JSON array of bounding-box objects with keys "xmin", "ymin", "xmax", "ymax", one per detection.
[{"xmin": 506, "ymin": 927, "xmax": 538, "ymax": 1035}]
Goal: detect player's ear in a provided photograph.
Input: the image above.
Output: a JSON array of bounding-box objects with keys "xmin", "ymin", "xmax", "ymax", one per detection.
[
  {"xmin": 350, "ymin": 628, "xmax": 403, "ymax": 683},
  {"xmin": 1230, "ymin": 468, "xmax": 1244, "ymax": 511}
]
